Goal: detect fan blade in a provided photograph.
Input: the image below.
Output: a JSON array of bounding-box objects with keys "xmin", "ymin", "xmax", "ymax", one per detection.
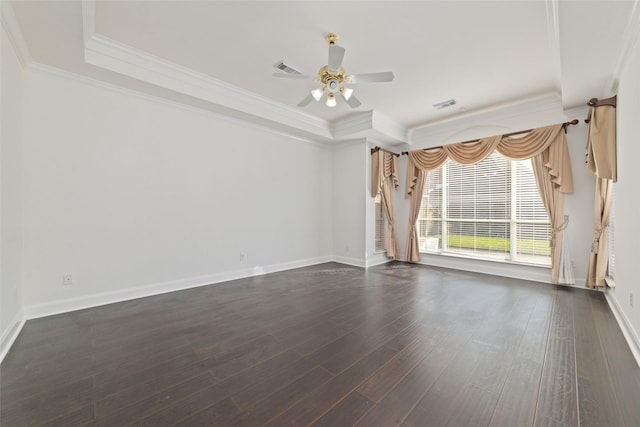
[
  {"xmin": 328, "ymin": 45, "xmax": 345, "ymax": 71},
  {"xmin": 342, "ymin": 92, "xmax": 362, "ymax": 108},
  {"xmin": 272, "ymin": 72, "xmax": 309, "ymax": 79},
  {"xmin": 348, "ymin": 71, "xmax": 394, "ymax": 83},
  {"xmin": 297, "ymin": 94, "xmax": 314, "ymax": 107}
]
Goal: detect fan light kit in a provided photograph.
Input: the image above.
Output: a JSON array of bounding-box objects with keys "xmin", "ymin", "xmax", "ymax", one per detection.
[{"xmin": 273, "ymin": 33, "xmax": 394, "ymax": 108}]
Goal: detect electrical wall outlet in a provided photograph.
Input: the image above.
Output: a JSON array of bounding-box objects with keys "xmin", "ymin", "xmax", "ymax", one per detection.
[
  {"xmin": 63, "ymin": 274, "xmax": 73, "ymax": 286},
  {"xmin": 630, "ymin": 292, "xmax": 635, "ymax": 308},
  {"xmin": 239, "ymin": 253, "xmax": 245, "ymax": 262}
]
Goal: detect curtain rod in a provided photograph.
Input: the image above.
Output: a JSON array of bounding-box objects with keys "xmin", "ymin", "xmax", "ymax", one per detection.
[
  {"xmin": 585, "ymin": 95, "xmax": 616, "ymax": 124},
  {"xmin": 401, "ymin": 120, "xmax": 579, "ymax": 155},
  {"xmin": 370, "ymin": 146, "xmax": 400, "ymax": 157}
]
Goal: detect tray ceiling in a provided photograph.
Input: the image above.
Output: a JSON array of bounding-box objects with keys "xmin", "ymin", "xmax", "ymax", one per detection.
[{"xmin": 5, "ymin": 1, "xmax": 638, "ymax": 145}]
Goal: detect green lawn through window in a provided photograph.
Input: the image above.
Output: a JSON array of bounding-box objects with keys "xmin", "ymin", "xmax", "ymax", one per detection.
[{"xmin": 429, "ymin": 234, "xmax": 551, "ymax": 256}]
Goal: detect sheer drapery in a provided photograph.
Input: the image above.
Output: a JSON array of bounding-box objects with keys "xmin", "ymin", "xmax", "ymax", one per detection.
[
  {"xmin": 404, "ymin": 124, "xmax": 574, "ymax": 279},
  {"xmin": 558, "ymin": 226, "xmax": 575, "ymax": 284},
  {"xmin": 371, "ymin": 150, "xmax": 399, "ymax": 259},
  {"xmin": 405, "ymin": 170, "xmax": 426, "ymax": 262},
  {"xmin": 585, "ymin": 100, "xmax": 616, "ymax": 288}
]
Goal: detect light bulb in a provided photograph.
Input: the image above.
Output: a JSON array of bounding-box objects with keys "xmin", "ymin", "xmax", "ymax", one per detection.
[
  {"xmin": 326, "ymin": 93, "xmax": 337, "ymax": 107},
  {"xmin": 311, "ymin": 88, "xmax": 323, "ymax": 102}
]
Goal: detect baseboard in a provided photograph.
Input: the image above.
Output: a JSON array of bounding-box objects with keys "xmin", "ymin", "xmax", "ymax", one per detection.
[
  {"xmin": 24, "ymin": 255, "xmax": 333, "ymax": 320},
  {"xmin": 331, "ymin": 255, "xmax": 366, "ymax": 268},
  {"xmin": 365, "ymin": 253, "xmax": 394, "ymax": 268},
  {"xmin": 0, "ymin": 310, "xmax": 26, "ymax": 363},
  {"xmin": 604, "ymin": 289, "xmax": 640, "ymax": 368}
]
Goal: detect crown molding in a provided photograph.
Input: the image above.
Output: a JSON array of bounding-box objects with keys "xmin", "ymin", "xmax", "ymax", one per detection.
[
  {"xmin": 81, "ymin": 0, "xmax": 95, "ymax": 44},
  {"xmin": 371, "ymin": 111, "xmax": 408, "ymax": 145},
  {"xmin": 27, "ymin": 61, "xmax": 334, "ymax": 147},
  {"xmin": 80, "ymin": 0, "xmax": 409, "ymax": 145},
  {"xmin": 332, "ymin": 111, "xmax": 408, "ymax": 145},
  {"xmin": 545, "ymin": 0, "xmax": 563, "ymax": 100},
  {"xmin": 606, "ymin": 0, "xmax": 640, "ymax": 95},
  {"xmin": 409, "ymin": 92, "xmax": 565, "ymax": 149},
  {"xmin": 330, "ymin": 137, "xmax": 368, "ymax": 149},
  {"xmin": 84, "ymin": 33, "xmax": 333, "ymax": 138},
  {"xmin": 80, "ymin": 1, "xmax": 332, "ymax": 139},
  {"xmin": 563, "ymin": 105, "xmax": 589, "ymax": 121},
  {"xmin": 332, "ymin": 111, "xmax": 374, "ymax": 137},
  {"xmin": 1, "ymin": 0, "xmax": 32, "ymax": 67}
]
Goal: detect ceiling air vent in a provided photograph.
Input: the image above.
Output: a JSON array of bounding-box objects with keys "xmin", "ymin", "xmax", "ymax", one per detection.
[
  {"xmin": 274, "ymin": 61, "xmax": 302, "ymax": 75},
  {"xmin": 433, "ymin": 99, "xmax": 456, "ymax": 110}
]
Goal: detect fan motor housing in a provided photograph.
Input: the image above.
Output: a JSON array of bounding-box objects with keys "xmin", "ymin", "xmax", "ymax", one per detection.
[{"xmin": 318, "ymin": 65, "xmax": 346, "ymax": 85}]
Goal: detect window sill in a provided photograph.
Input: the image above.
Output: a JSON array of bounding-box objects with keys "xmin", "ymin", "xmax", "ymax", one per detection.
[{"xmin": 419, "ymin": 250, "xmax": 551, "ymax": 269}]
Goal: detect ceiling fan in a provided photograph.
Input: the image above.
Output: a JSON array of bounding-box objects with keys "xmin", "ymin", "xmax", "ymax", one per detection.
[{"xmin": 273, "ymin": 33, "xmax": 394, "ymax": 108}]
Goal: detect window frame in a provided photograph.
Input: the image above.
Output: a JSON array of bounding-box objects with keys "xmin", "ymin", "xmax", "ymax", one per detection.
[{"xmin": 417, "ymin": 153, "xmax": 552, "ymax": 267}]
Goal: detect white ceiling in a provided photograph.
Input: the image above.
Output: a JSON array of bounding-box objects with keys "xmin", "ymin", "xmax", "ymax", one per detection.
[{"xmin": 4, "ymin": 0, "xmax": 638, "ymax": 145}]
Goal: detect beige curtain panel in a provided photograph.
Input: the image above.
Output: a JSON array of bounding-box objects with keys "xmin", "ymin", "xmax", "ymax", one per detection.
[
  {"xmin": 585, "ymin": 98, "xmax": 616, "ymax": 288},
  {"xmin": 371, "ymin": 150, "xmax": 400, "ymax": 259},
  {"xmin": 532, "ymin": 153, "xmax": 569, "ymax": 284},
  {"xmin": 404, "ymin": 123, "xmax": 574, "ymax": 273},
  {"xmin": 405, "ymin": 169, "xmax": 426, "ymax": 263},
  {"xmin": 586, "ymin": 103, "xmax": 617, "ymax": 182}
]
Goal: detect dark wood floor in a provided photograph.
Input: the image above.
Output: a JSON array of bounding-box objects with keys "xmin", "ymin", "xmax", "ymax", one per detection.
[{"xmin": 2, "ymin": 262, "xmax": 640, "ymax": 426}]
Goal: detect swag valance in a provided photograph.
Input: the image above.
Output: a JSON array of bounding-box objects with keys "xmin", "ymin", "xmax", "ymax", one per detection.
[
  {"xmin": 405, "ymin": 124, "xmax": 573, "ymax": 198},
  {"xmin": 585, "ymin": 96, "xmax": 617, "ymax": 182},
  {"xmin": 371, "ymin": 149, "xmax": 399, "ymax": 197}
]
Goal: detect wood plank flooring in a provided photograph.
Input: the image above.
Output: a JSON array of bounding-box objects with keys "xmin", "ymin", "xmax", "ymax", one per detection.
[{"xmin": 2, "ymin": 262, "xmax": 640, "ymax": 426}]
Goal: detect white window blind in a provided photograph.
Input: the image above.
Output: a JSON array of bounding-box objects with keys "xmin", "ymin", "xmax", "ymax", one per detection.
[
  {"xmin": 514, "ymin": 159, "xmax": 552, "ymax": 262},
  {"xmin": 375, "ymin": 193, "xmax": 386, "ymax": 252},
  {"xmin": 417, "ymin": 152, "xmax": 551, "ymax": 265}
]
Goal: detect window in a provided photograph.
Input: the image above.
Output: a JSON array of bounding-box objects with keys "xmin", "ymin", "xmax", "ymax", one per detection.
[
  {"xmin": 375, "ymin": 192, "xmax": 386, "ymax": 252},
  {"xmin": 417, "ymin": 152, "xmax": 551, "ymax": 265}
]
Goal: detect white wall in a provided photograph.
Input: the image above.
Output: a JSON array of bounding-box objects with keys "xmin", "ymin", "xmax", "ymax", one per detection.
[
  {"xmin": 561, "ymin": 118, "xmax": 596, "ymax": 286},
  {"xmin": 608, "ymin": 37, "xmax": 640, "ymax": 356},
  {"xmin": 19, "ymin": 67, "xmax": 333, "ymax": 312},
  {"xmin": 1, "ymin": 24, "xmax": 25, "ymax": 350},
  {"xmin": 332, "ymin": 139, "xmax": 367, "ymax": 266}
]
